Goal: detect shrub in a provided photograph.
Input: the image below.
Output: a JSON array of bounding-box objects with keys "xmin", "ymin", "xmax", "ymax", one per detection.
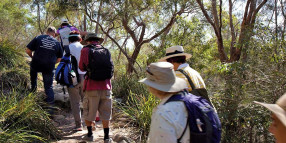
[
  {"xmin": 119, "ymin": 90, "xmax": 159, "ymax": 141},
  {"xmin": 0, "ymin": 40, "xmax": 29, "ymax": 91},
  {"xmin": 113, "ymin": 74, "xmax": 159, "ymax": 141},
  {"xmin": 0, "ymin": 91, "xmax": 61, "ymax": 142}
]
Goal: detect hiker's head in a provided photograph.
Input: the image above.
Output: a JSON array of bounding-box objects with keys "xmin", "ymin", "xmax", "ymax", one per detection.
[
  {"xmin": 139, "ymin": 62, "xmax": 187, "ymax": 99},
  {"xmin": 159, "ymin": 46, "xmax": 192, "ymax": 70},
  {"xmin": 68, "ymin": 31, "xmax": 82, "ymax": 43},
  {"xmin": 60, "ymin": 18, "xmax": 70, "ymax": 27},
  {"xmin": 46, "ymin": 26, "xmax": 56, "ymax": 37},
  {"xmin": 166, "ymin": 56, "xmax": 186, "ymax": 70},
  {"xmin": 254, "ymin": 94, "xmax": 286, "ymax": 142},
  {"xmin": 84, "ymin": 33, "xmax": 104, "ymax": 45}
]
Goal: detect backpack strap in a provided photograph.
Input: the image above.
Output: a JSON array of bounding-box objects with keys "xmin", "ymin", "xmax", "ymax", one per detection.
[
  {"xmin": 177, "ymin": 69, "xmax": 196, "ymax": 90},
  {"xmin": 63, "ymin": 45, "xmax": 71, "ymax": 56},
  {"xmin": 177, "ymin": 69, "xmax": 213, "ymax": 105}
]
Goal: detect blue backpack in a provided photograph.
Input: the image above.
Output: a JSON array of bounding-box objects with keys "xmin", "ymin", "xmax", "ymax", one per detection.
[
  {"xmin": 165, "ymin": 91, "xmax": 221, "ymax": 143},
  {"xmin": 55, "ymin": 46, "xmax": 79, "ymax": 90}
]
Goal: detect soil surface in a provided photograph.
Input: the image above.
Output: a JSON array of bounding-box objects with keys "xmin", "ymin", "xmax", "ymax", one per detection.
[{"xmin": 50, "ymin": 81, "xmax": 138, "ymax": 143}]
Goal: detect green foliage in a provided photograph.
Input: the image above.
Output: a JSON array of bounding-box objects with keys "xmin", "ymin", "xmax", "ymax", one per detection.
[
  {"xmin": 113, "ymin": 73, "xmax": 159, "ymax": 141},
  {"xmin": 0, "ymin": 41, "xmax": 29, "ymax": 91},
  {"xmin": 0, "ymin": 0, "xmax": 33, "ymax": 42},
  {"xmin": 119, "ymin": 89, "xmax": 159, "ymax": 141},
  {"xmin": 112, "ymin": 73, "xmax": 145, "ymax": 102},
  {"xmin": 0, "ymin": 91, "xmax": 61, "ymax": 143},
  {"xmin": 209, "ymin": 61, "xmax": 277, "ymax": 143}
]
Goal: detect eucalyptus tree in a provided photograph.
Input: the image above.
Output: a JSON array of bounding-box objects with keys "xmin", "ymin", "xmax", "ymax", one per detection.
[
  {"xmin": 0, "ymin": 0, "xmax": 33, "ymax": 43},
  {"xmin": 196, "ymin": 0, "xmax": 268, "ymax": 63},
  {"xmin": 82, "ymin": 0, "xmax": 196, "ymax": 74}
]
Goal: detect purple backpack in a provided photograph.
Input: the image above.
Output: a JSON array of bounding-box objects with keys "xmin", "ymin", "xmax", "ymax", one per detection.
[{"xmin": 165, "ymin": 91, "xmax": 221, "ymax": 143}]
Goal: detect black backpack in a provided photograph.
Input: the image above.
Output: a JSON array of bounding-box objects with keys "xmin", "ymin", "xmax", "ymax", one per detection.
[{"xmin": 85, "ymin": 44, "xmax": 114, "ymax": 81}]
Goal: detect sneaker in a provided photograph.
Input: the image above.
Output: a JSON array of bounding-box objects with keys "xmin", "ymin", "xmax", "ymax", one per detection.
[
  {"xmin": 104, "ymin": 138, "xmax": 113, "ymax": 143},
  {"xmin": 82, "ymin": 134, "xmax": 93, "ymax": 141}
]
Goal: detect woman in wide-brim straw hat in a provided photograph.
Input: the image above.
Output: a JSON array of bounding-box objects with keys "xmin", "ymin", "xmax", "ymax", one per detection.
[
  {"xmin": 254, "ymin": 94, "xmax": 286, "ymax": 143},
  {"xmin": 139, "ymin": 62, "xmax": 190, "ymax": 143}
]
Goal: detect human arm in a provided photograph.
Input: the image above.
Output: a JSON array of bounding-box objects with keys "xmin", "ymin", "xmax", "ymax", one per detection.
[
  {"xmin": 26, "ymin": 36, "xmax": 38, "ymax": 58},
  {"xmin": 79, "ymin": 48, "xmax": 88, "ymax": 72},
  {"xmin": 26, "ymin": 48, "xmax": 33, "ymax": 58},
  {"xmin": 56, "ymin": 58, "xmax": 61, "ymax": 63},
  {"xmin": 56, "ymin": 42, "xmax": 63, "ymax": 63}
]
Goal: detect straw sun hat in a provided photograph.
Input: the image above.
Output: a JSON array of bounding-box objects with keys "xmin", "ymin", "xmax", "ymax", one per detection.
[
  {"xmin": 139, "ymin": 62, "xmax": 187, "ymax": 92},
  {"xmin": 254, "ymin": 94, "xmax": 286, "ymax": 127},
  {"xmin": 159, "ymin": 46, "xmax": 192, "ymax": 62}
]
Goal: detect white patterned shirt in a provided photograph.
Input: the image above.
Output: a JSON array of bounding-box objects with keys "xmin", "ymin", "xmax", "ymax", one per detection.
[{"xmin": 147, "ymin": 94, "xmax": 190, "ymax": 143}]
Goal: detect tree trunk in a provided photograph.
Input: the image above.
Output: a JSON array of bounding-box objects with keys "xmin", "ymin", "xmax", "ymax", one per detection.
[
  {"xmin": 36, "ymin": 0, "xmax": 43, "ymax": 34},
  {"xmin": 127, "ymin": 44, "xmax": 141, "ymax": 73},
  {"xmin": 95, "ymin": 0, "xmax": 103, "ymax": 34},
  {"xmin": 217, "ymin": 35, "xmax": 228, "ymax": 62}
]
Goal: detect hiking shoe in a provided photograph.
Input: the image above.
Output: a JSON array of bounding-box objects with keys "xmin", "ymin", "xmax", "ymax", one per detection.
[{"xmin": 104, "ymin": 138, "xmax": 113, "ymax": 143}]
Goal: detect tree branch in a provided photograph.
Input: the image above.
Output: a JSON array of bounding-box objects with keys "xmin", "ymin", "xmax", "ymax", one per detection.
[
  {"xmin": 142, "ymin": 5, "xmax": 185, "ymax": 44},
  {"xmin": 229, "ymin": 0, "xmax": 236, "ymax": 55},
  {"xmin": 196, "ymin": 0, "xmax": 216, "ymax": 30},
  {"xmin": 84, "ymin": 3, "xmax": 139, "ymax": 75},
  {"xmin": 251, "ymin": 0, "xmax": 268, "ymax": 24},
  {"xmin": 122, "ymin": 14, "xmax": 138, "ymax": 44}
]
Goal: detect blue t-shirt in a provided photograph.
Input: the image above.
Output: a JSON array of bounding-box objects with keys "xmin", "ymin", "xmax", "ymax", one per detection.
[{"xmin": 27, "ymin": 35, "xmax": 63, "ymax": 72}]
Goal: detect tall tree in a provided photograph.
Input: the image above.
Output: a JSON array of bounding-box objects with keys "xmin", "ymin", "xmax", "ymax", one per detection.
[
  {"xmin": 196, "ymin": 0, "xmax": 268, "ymax": 63},
  {"xmin": 31, "ymin": 0, "xmax": 58, "ymax": 34},
  {"xmin": 82, "ymin": 0, "xmax": 196, "ymax": 73}
]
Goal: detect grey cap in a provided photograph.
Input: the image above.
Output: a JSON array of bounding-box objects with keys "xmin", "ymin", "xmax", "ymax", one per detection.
[{"xmin": 85, "ymin": 33, "xmax": 104, "ymax": 44}]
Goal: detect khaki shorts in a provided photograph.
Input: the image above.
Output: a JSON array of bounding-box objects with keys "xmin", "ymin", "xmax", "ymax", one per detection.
[{"xmin": 83, "ymin": 90, "xmax": 112, "ymax": 121}]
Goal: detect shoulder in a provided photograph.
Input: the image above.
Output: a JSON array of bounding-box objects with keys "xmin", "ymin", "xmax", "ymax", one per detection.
[
  {"xmin": 70, "ymin": 26, "xmax": 79, "ymax": 31},
  {"xmin": 81, "ymin": 47, "xmax": 90, "ymax": 53},
  {"xmin": 156, "ymin": 101, "xmax": 186, "ymax": 119},
  {"xmin": 184, "ymin": 66, "xmax": 200, "ymax": 75},
  {"xmin": 36, "ymin": 35, "xmax": 46, "ymax": 39}
]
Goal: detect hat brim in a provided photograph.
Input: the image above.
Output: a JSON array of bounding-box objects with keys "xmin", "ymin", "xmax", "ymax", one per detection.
[
  {"xmin": 158, "ymin": 53, "xmax": 192, "ymax": 62},
  {"xmin": 85, "ymin": 37, "xmax": 104, "ymax": 44},
  {"xmin": 139, "ymin": 77, "xmax": 187, "ymax": 92},
  {"xmin": 254, "ymin": 101, "xmax": 286, "ymax": 127}
]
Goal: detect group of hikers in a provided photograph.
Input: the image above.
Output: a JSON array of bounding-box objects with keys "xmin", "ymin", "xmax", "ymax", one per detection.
[{"xmin": 25, "ymin": 19, "xmax": 286, "ymax": 143}]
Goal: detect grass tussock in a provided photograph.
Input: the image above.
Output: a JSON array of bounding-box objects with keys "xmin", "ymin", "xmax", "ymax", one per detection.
[
  {"xmin": 113, "ymin": 74, "xmax": 159, "ymax": 140},
  {"xmin": 0, "ymin": 91, "xmax": 61, "ymax": 143},
  {"xmin": 119, "ymin": 91, "xmax": 158, "ymax": 139},
  {"xmin": 0, "ymin": 40, "xmax": 29, "ymax": 91}
]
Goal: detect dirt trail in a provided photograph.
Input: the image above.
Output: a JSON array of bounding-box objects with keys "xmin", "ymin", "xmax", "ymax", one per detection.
[{"xmin": 51, "ymin": 81, "xmax": 136, "ymax": 143}]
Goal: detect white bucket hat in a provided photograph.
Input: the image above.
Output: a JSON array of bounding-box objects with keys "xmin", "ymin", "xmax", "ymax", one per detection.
[
  {"xmin": 159, "ymin": 45, "xmax": 192, "ymax": 62},
  {"xmin": 139, "ymin": 62, "xmax": 187, "ymax": 92},
  {"xmin": 254, "ymin": 94, "xmax": 286, "ymax": 127}
]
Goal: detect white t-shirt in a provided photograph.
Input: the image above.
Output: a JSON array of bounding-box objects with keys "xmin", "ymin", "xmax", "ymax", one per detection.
[{"xmin": 69, "ymin": 42, "xmax": 86, "ymax": 75}]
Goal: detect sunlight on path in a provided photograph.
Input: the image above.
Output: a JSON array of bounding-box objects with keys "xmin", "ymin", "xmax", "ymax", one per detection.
[{"xmin": 51, "ymin": 81, "xmax": 135, "ymax": 143}]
